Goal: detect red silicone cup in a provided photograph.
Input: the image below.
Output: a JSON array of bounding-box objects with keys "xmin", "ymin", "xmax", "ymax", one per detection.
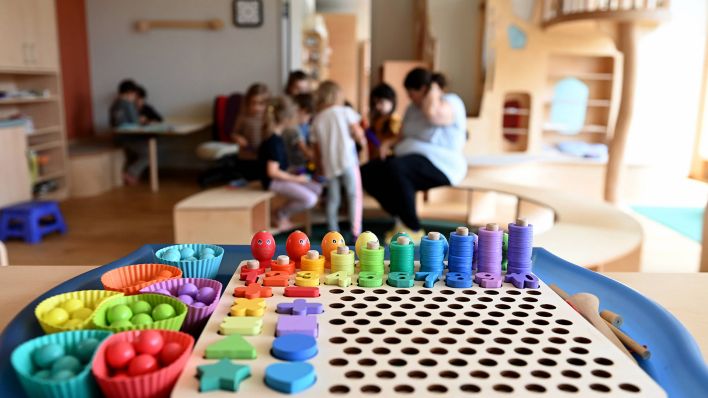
[
  {"xmin": 92, "ymin": 330, "xmax": 194, "ymax": 398},
  {"xmin": 139, "ymin": 278, "xmax": 223, "ymax": 333}
]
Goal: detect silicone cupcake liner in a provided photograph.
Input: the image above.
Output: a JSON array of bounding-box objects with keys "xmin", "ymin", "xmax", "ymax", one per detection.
[
  {"xmin": 92, "ymin": 294, "xmax": 187, "ymax": 333},
  {"xmin": 153, "ymin": 244, "xmax": 224, "ymax": 279},
  {"xmin": 11, "ymin": 330, "xmax": 112, "ymax": 398},
  {"xmin": 100, "ymin": 264, "xmax": 182, "ymax": 295},
  {"xmin": 139, "ymin": 278, "xmax": 223, "ymax": 332},
  {"xmin": 92, "ymin": 330, "xmax": 194, "ymax": 398},
  {"xmin": 35, "ymin": 290, "xmax": 124, "ymax": 334}
]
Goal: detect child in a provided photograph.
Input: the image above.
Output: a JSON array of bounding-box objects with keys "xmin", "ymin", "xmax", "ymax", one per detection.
[
  {"xmin": 367, "ymin": 83, "xmax": 401, "ymax": 160},
  {"xmin": 136, "ymin": 86, "xmax": 163, "ymax": 124},
  {"xmin": 285, "ymin": 70, "xmax": 311, "ymax": 97},
  {"xmin": 282, "ymin": 93, "xmax": 315, "ymax": 174},
  {"xmin": 259, "ymin": 96, "xmax": 322, "ymax": 231},
  {"xmin": 311, "ymin": 81, "xmax": 366, "ymax": 238},
  {"xmin": 232, "ymin": 83, "xmax": 270, "ymax": 180},
  {"xmin": 110, "ymin": 79, "xmax": 145, "ymax": 185}
]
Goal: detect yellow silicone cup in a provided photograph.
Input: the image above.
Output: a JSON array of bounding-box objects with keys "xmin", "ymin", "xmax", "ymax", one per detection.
[{"xmin": 34, "ymin": 290, "xmax": 124, "ymax": 334}]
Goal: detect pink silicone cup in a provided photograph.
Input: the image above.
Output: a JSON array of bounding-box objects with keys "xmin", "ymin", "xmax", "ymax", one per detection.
[
  {"xmin": 139, "ymin": 278, "xmax": 223, "ymax": 333},
  {"xmin": 92, "ymin": 330, "xmax": 194, "ymax": 398}
]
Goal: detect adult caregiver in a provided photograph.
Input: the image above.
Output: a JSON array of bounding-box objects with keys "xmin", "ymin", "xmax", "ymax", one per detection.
[{"xmin": 361, "ymin": 68, "xmax": 467, "ymax": 241}]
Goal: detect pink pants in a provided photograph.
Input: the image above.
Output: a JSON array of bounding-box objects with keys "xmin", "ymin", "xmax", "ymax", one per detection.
[{"xmin": 269, "ymin": 180, "xmax": 322, "ymax": 219}]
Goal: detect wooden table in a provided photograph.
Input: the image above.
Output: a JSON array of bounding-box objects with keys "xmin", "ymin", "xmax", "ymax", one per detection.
[
  {"xmin": 114, "ymin": 118, "xmax": 211, "ymax": 192},
  {"xmin": 1, "ymin": 268, "xmax": 706, "ymax": 361}
]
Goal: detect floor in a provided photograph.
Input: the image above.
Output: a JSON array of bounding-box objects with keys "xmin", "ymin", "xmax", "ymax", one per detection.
[{"xmin": 4, "ymin": 176, "xmax": 705, "ymax": 272}]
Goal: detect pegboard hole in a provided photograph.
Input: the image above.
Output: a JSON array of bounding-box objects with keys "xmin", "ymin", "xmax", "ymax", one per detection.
[
  {"xmin": 344, "ymin": 347, "xmax": 362, "ymax": 355},
  {"xmin": 521, "ymin": 337, "xmax": 539, "ymax": 344},
  {"xmin": 380, "ymin": 319, "xmax": 395, "ymax": 326},
  {"xmin": 460, "ymin": 384, "xmax": 481, "ymax": 393},
  {"xmin": 472, "ymin": 304, "xmax": 487, "ymax": 309},
  {"xmin": 330, "ymin": 385, "xmax": 350, "ymax": 394},
  {"xmin": 489, "ymin": 311, "xmax": 505, "ymax": 318},
  {"xmin": 369, "ymin": 327, "xmax": 385, "ymax": 334},
  {"xmin": 364, "ymin": 296, "xmax": 379, "ymax": 302},
  {"xmin": 342, "ymin": 310, "xmax": 357, "ymax": 317},
  {"xmin": 432, "ymin": 296, "xmax": 448, "ymax": 302},
  {"xmin": 465, "ymin": 311, "xmax": 481, "ymax": 318},
  {"xmin": 440, "ymin": 311, "xmax": 455, "ymax": 317},
  {"xmin": 440, "ymin": 289, "xmax": 454, "ymax": 295},
  {"xmin": 591, "ymin": 369, "xmax": 612, "ymax": 378},
  {"xmin": 366, "ymin": 311, "xmax": 382, "ymax": 317},
  {"xmin": 474, "ymin": 328, "xmax": 492, "ymax": 335},
  {"xmin": 449, "ymin": 328, "xmax": 465, "ymax": 335},
  {"xmin": 352, "ymin": 303, "xmax": 367, "ymax": 309},
  {"xmin": 431, "ymin": 347, "xmax": 449, "ymax": 355},
  {"xmin": 376, "ymin": 370, "xmax": 395, "ymax": 379},
  {"xmin": 330, "ymin": 319, "xmax": 346, "ymax": 325},
  {"xmin": 542, "ymin": 347, "xmax": 561, "ymax": 355},
  {"xmin": 527, "ymin": 290, "xmax": 541, "ymax": 295},
  {"xmin": 385, "ymin": 296, "xmax": 400, "ymax": 302},
  {"xmin": 522, "ymin": 296, "xmax": 538, "ymax": 302},
  {"xmin": 373, "ymin": 289, "xmax": 387, "ymax": 294},
  {"xmin": 519, "ymin": 304, "xmax": 534, "ymax": 310},
  {"xmin": 410, "ymin": 296, "xmax": 424, "ymax": 302},
  {"xmin": 590, "ymin": 384, "xmax": 611, "ymax": 393},
  {"xmin": 419, "ymin": 358, "xmax": 438, "ymax": 367},
  {"xmin": 467, "ymin": 337, "xmax": 485, "ymax": 344},
  {"xmin": 512, "ymin": 311, "xmax": 528, "ymax": 318},
  {"xmin": 405, "ymin": 319, "xmax": 422, "ymax": 326},
  {"xmin": 561, "ymin": 369, "xmax": 581, "ymax": 378},
  {"xmin": 538, "ymin": 358, "xmax": 557, "ymax": 366},
  {"xmin": 407, "ymin": 370, "xmax": 427, "ymax": 379},
  {"xmin": 360, "ymin": 385, "xmax": 381, "ymax": 394},
  {"xmin": 402, "ymin": 347, "xmax": 419, "ymax": 355},
  {"xmin": 372, "ymin": 347, "xmax": 390, "ymax": 355},
  {"xmin": 558, "ymin": 384, "xmax": 579, "ymax": 393},
  {"xmin": 458, "ymin": 347, "xmax": 476, "ymax": 355},
  {"xmin": 594, "ymin": 357, "xmax": 614, "ymax": 366},
  {"xmin": 549, "ymin": 337, "xmax": 566, "ymax": 344},
  {"xmin": 470, "ymin": 370, "xmax": 490, "ymax": 378},
  {"xmin": 394, "ymin": 385, "xmax": 415, "ymax": 394},
  {"xmin": 384, "ymin": 337, "xmax": 401, "ymax": 344},
  {"xmin": 507, "ymin": 319, "xmax": 524, "ymax": 326},
  {"xmin": 556, "ymin": 318, "xmax": 573, "ymax": 325},
  {"xmin": 422, "ymin": 328, "xmax": 439, "ymax": 335},
  {"xmin": 341, "ymin": 296, "xmax": 355, "ymax": 301},
  {"xmin": 540, "ymin": 303, "xmax": 556, "ymax": 309},
  {"xmin": 401, "ymin": 303, "xmax": 415, "ymax": 310},
  {"xmin": 570, "ymin": 347, "xmax": 589, "ymax": 355},
  {"xmin": 330, "ymin": 337, "xmax": 347, "ymax": 344},
  {"xmin": 427, "ymin": 384, "xmax": 448, "ymax": 393},
  {"xmin": 454, "ymin": 297, "xmax": 470, "ymax": 303},
  {"xmin": 331, "ymin": 289, "xmax": 344, "ymax": 294},
  {"xmin": 354, "ymin": 319, "xmax": 370, "ymax": 325},
  {"xmin": 342, "ymin": 327, "xmax": 359, "ymax": 334},
  {"xmin": 514, "ymin": 347, "xmax": 533, "ymax": 355},
  {"xmin": 449, "ymin": 358, "xmax": 468, "ymax": 366},
  {"xmin": 415, "ymin": 311, "xmax": 432, "ymax": 317},
  {"xmin": 567, "ymin": 357, "xmax": 586, "ymax": 366},
  {"xmin": 395, "ymin": 289, "xmax": 410, "ymax": 295},
  {"xmin": 356, "ymin": 337, "xmax": 373, "ymax": 344},
  {"xmin": 396, "ymin": 327, "xmax": 412, "ymax": 335},
  {"xmin": 531, "ymin": 370, "xmax": 551, "ymax": 379},
  {"xmin": 431, "ymin": 319, "xmax": 448, "ymax": 326},
  {"xmin": 501, "ymin": 370, "xmax": 520, "ymax": 378},
  {"xmin": 508, "ymin": 358, "xmax": 527, "ymax": 367},
  {"xmin": 457, "ymin": 319, "xmax": 473, "ymax": 326},
  {"xmin": 440, "ymin": 337, "xmax": 456, "ymax": 345},
  {"xmin": 552, "ymin": 327, "xmax": 569, "ymax": 335},
  {"xmin": 330, "ymin": 303, "xmax": 345, "ymax": 309},
  {"xmin": 376, "ymin": 303, "xmax": 392, "ymax": 309},
  {"xmin": 391, "ymin": 311, "xmax": 406, "ymax": 317},
  {"xmin": 494, "ymin": 337, "xmax": 512, "ymax": 345},
  {"xmin": 389, "ymin": 358, "xmax": 407, "ymax": 367},
  {"xmin": 495, "ymin": 303, "xmax": 511, "ymax": 310},
  {"xmin": 345, "ymin": 370, "xmax": 364, "ymax": 379},
  {"xmin": 424, "ymin": 303, "xmax": 440, "ymax": 309},
  {"xmin": 351, "ymin": 288, "xmax": 365, "ymax": 294},
  {"xmin": 619, "ymin": 383, "xmax": 641, "ymax": 393},
  {"xmin": 500, "ymin": 296, "xmax": 516, "ymax": 302},
  {"xmin": 358, "ymin": 358, "xmax": 377, "ymax": 366},
  {"xmin": 525, "ymin": 384, "xmax": 546, "ymax": 393},
  {"xmin": 574, "ymin": 336, "xmax": 592, "ymax": 344},
  {"xmin": 532, "ymin": 319, "xmax": 549, "ymax": 326},
  {"xmin": 439, "ymin": 370, "xmax": 458, "ymax": 379},
  {"xmin": 537, "ymin": 311, "xmax": 552, "ymax": 318},
  {"xmin": 526, "ymin": 328, "xmax": 543, "ymax": 335},
  {"xmin": 419, "ymin": 289, "xmax": 433, "ymax": 295},
  {"xmin": 479, "ymin": 358, "xmax": 497, "ymax": 367},
  {"xmin": 493, "ymin": 384, "xmax": 514, "ymax": 393},
  {"xmin": 412, "ymin": 337, "xmax": 429, "ymax": 344},
  {"xmin": 487, "ymin": 347, "xmax": 505, "ymax": 355},
  {"xmin": 500, "ymin": 328, "xmax": 517, "ymax": 335},
  {"xmin": 330, "ymin": 358, "xmax": 348, "ymax": 366}
]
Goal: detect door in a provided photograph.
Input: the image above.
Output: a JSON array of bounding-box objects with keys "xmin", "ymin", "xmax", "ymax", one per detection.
[
  {"xmin": 29, "ymin": 0, "xmax": 59, "ymax": 69},
  {"xmin": 0, "ymin": 0, "xmax": 27, "ymax": 68}
]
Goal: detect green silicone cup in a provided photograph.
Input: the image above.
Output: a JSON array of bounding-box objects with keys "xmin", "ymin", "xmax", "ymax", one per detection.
[
  {"xmin": 91, "ymin": 293, "xmax": 187, "ymax": 332},
  {"xmin": 10, "ymin": 329, "xmax": 112, "ymax": 398},
  {"xmin": 153, "ymin": 244, "xmax": 224, "ymax": 279}
]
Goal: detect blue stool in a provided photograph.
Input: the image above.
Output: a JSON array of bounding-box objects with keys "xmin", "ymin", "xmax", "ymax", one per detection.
[{"xmin": 0, "ymin": 201, "xmax": 67, "ymax": 244}]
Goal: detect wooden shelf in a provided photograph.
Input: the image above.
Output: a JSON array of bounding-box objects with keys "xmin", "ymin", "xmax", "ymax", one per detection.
[
  {"xmin": 544, "ymin": 124, "xmax": 607, "ymax": 134},
  {"xmin": 35, "ymin": 170, "xmax": 65, "ymax": 183},
  {"xmin": 503, "ymin": 128, "xmax": 528, "ymax": 135},
  {"xmin": 0, "ymin": 95, "xmax": 58, "ymax": 105},
  {"xmin": 548, "ymin": 72, "xmax": 612, "ymax": 81},
  {"xmin": 27, "ymin": 125, "xmax": 61, "ymax": 136},
  {"xmin": 0, "ymin": 67, "xmax": 58, "ymax": 75},
  {"xmin": 29, "ymin": 140, "xmax": 63, "ymax": 151}
]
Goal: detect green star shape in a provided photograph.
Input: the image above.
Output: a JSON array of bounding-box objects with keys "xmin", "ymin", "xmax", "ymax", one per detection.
[{"xmin": 197, "ymin": 359, "xmax": 251, "ymax": 392}]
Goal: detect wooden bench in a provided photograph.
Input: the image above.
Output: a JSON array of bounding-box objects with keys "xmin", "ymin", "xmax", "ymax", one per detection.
[
  {"xmin": 174, "ymin": 187, "xmax": 275, "ymax": 244},
  {"xmin": 68, "ymin": 140, "xmax": 124, "ymax": 198}
]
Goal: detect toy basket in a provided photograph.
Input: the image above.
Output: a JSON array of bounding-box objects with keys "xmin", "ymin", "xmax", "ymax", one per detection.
[
  {"xmin": 92, "ymin": 294, "xmax": 187, "ymax": 333},
  {"xmin": 153, "ymin": 244, "xmax": 224, "ymax": 279}
]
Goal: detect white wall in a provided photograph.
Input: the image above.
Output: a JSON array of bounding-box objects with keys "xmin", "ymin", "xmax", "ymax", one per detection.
[
  {"xmin": 370, "ymin": 0, "xmax": 416, "ymax": 85},
  {"xmin": 87, "ymin": 0, "xmax": 283, "ymax": 130},
  {"xmin": 428, "ymin": 0, "xmax": 481, "ymax": 114},
  {"xmin": 624, "ymin": 0, "xmax": 707, "ymax": 175}
]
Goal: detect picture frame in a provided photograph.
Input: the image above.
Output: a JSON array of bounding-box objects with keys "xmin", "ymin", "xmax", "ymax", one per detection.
[{"xmin": 233, "ymin": 0, "xmax": 263, "ymax": 28}]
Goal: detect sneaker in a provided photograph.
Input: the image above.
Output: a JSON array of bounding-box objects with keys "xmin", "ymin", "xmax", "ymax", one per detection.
[{"xmin": 273, "ymin": 216, "xmax": 294, "ymax": 234}]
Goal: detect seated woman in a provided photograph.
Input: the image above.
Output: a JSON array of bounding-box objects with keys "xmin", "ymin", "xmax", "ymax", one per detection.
[{"xmin": 361, "ymin": 68, "xmax": 467, "ymax": 242}]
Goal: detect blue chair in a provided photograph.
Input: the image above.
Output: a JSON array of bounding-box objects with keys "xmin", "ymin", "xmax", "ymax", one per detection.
[{"xmin": 0, "ymin": 201, "xmax": 67, "ymax": 244}]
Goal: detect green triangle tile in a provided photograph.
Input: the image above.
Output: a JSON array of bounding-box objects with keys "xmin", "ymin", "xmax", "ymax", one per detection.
[{"xmin": 205, "ymin": 334, "xmax": 257, "ymax": 359}]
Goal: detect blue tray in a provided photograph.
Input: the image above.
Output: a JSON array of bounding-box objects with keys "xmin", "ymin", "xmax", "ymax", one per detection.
[{"xmin": 0, "ymin": 246, "xmax": 706, "ymax": 398}]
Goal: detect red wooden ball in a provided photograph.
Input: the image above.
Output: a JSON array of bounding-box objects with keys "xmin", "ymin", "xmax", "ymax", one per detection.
[
  {"xmin": 105, "ymin": 341, "xmax": 136, "ymax": 370},
  {"xmin": 159, "ymin": 342, "xmax": 184, "ymax": 366},
  {"xmin": 127, "ymin": 354, "xmax": 159, "ymax": 376},
  {"xmin": 251, "ymin": 231, "xmax": 276, "ymax": 263},
  {"xmin": 134, "ymin": 330, "xmax": 164, "ymax": 356},
  {"xmin": 286, "ymin": 230, "xmax": 310, "ymax": 262}
]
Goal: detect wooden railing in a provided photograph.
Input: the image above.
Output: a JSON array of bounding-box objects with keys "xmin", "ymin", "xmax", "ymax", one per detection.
[{"xmin": 542, "ymin": 0, "xmax": 670, "ymax": 27}]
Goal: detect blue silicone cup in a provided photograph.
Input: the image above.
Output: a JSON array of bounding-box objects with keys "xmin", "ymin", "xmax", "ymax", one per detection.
[
  {"xmin": 153, "ymin": 244, "xmax": 224, "ymax": 279},
  {"xmin": 10, "ymin": 329, "xmax": 112, "ymax": 398}
]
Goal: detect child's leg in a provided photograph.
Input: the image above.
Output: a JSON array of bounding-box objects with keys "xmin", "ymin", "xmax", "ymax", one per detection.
[
  {"xmin": 269, "ymin": 180, "xmax": 319, "ymax": 219},
  {"xmin": 341, "ymin": 167, "xmax": 363, "ymax": 237},
  {"xmin": 326, "ymin": 176, "xmax": 342, "ymax": 232}
]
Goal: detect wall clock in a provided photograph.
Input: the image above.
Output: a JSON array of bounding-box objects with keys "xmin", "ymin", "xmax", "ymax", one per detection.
[{"xmin": 233, "ymin": 0, "xmax": 263, "ymax": 28}]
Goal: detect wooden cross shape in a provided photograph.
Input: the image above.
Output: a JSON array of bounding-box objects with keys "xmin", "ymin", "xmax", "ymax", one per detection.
[
  {"xmin": 233, "ymin": 283, "xmax": 272, "ymax": 299},
  {"xmin": 230, "ymin": 298, "xmax": 266, "ymax": 317},
  {"xmin": 275, "ymin": 299, "xmax": 323, "ymax": 316}
]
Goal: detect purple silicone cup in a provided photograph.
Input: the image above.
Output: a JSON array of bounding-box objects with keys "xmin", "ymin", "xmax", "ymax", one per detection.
[{"xmin": 140, "ymin": 277, "xmax": 222, "ymax": 333}]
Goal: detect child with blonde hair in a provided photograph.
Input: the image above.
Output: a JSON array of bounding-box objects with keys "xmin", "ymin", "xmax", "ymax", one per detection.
[
  {"xmin": 311, "ymin": 81, "xmax": 366, "ymax": 238},
  {"xmin": 259, "ymin": 96, "xmax": 322, "ymax": 231}
]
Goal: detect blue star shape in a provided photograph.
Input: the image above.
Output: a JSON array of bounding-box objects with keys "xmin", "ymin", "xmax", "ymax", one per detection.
[{"xmin": 197, "ymin": 359, "xmax": 251, "ymax": 392}]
